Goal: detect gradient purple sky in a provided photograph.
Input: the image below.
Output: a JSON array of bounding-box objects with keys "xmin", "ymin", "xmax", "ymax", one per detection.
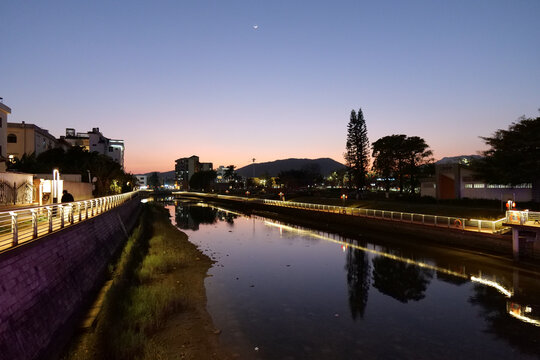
[{"xmin": 3, "ymin": 1, "xmax": 540, "ymax": 174}]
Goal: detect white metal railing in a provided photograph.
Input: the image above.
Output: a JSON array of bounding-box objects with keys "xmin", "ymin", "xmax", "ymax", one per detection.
[
  {"xmin": 261, "ymin": 199, "xmax": 507, "ymax": 233},
  {"xmin": 172, "ymin": 192, "xmax": 508, "ymax": 234},
  {"xmin": 0, "ymin": 191, "xmax": 139, "ymax": 252},
  {"xmin": 506, "ymin": 210, "xmax": 540, "ymax": 226}
]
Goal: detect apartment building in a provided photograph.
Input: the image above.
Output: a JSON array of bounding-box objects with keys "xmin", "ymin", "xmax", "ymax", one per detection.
[
  {"xmin": 62, "ymin": 127, "xmax": 125, "ymax": 168},
  {"xmin": 175, "ymin": 155, "xmax": 213, "ymax": 190},
  {"xmin": 7, "ymin": 122, "xmax": 60, "ymax": 161}
]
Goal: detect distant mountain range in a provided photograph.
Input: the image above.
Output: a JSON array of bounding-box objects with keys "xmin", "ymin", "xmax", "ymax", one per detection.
[
  {"xmin": 436, "ymin": 155, "xmax": 482, "ymax": 165},
  {"xmin": 237, "ymin": 158, "xmax": 345, "ymax": 177},
  {"xmin": 138, "ymin": 157, "xmax": 345, "ymax": 181}
]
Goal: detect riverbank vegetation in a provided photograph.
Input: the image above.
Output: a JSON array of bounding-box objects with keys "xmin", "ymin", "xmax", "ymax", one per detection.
[{"xmin": 64, "ymin": 203, "xmax": 225, "ymax": 360}]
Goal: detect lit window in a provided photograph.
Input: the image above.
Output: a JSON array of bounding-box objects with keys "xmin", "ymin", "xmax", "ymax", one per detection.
[
  {"xmin": 465, "ymin": 184, "xmax": 473, "ymax": 189},
  {"xmin": 473, "ymin": 184, "xmax": 485, "ymax": 189}
]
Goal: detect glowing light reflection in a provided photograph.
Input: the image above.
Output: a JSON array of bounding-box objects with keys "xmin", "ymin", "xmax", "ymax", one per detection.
[{"xmin": 470, "ymin": 276, "xmax": 513, "ymax": 297}]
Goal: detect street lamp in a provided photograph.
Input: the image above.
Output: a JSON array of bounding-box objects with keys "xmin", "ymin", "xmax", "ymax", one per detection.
[{"xmin": 52, "ymin": 169, "xmax": 60, "ymax": 204}]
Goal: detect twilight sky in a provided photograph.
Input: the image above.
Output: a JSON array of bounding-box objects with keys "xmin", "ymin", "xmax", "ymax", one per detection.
[{"xmin": 3, "ymin": 0, "xmax": 539, "ymax": 174}]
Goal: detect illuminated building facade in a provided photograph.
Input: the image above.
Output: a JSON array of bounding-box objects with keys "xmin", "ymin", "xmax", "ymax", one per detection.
[
  {"xmin": 7, "ymin": 122, "xmax": 60, "ymax": 160},
  {"xmin": 62, "ymin": 127, "xmax": 124, "ymax": 168}
]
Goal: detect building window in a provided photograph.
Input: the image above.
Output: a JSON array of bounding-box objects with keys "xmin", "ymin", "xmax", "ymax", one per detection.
[
  {"xmin": 7, "ymin": 134, "xmax": 17, "ymax": 143},
  {"xmin": 109, "ymin": 146, "xmax": 113, "ymax": 152},
  {"xmin": 473, "ymin": 183, "xmax": 485, "ymax": 189},
  {"xmin": 465, "ymin": 184, "xmax": 473, "ymax": 189}
]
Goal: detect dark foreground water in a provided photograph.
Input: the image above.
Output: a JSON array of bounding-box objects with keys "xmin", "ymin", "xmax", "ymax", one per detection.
[{"xmin": 168, "ymin": 202, "xmax": 540, "ymax": 359}]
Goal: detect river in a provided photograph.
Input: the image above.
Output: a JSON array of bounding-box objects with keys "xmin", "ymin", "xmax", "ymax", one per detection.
[{"xmin": 167, "ymin": 200, "xmax": 540, "ymax": 359}]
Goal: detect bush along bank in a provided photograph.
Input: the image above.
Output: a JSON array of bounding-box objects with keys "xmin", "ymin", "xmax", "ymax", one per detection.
[{"xmin": 63, "ymin": 204, "xmax": 227, "ymax": 360}]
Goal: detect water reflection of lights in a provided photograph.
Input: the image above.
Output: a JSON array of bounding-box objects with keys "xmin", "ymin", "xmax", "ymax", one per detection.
[
  {"xmin": 264, "ymin": 220, "xmax": 540, "ymax": 327},
  {"xmin": 212, "ymin": 206, "xmax": 244, "ymax": 217},
  {"xmin": 470, "ymin": 276, "xmax": 513, "ymax": 297},
  {"xmin": 507, "ymin": 302, "xmax": 540, "ymax": 326},
  {"xmin": 263, "ymin": 221, "xmax": 468, "ymax": 279}
]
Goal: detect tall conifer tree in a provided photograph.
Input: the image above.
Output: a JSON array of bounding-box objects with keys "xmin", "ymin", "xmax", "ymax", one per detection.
[{"xmin": 345, "ymin": 108, "xmax": 370, "ymax": 189}]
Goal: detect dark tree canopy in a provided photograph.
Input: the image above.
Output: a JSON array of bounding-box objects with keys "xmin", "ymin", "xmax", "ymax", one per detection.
[
  {"xmin": 189, "ymin": 170, "xmax": 217, "ymax": 191},
  {"xmin": 277, "ymin": 167, "xmax": 321, "ymax": 189},
  {"xmin": 148, "ymin": 172, "xmax": 161, "ymax": 189},
  {"xmin": 474, "ymin": 116, "xmax": 540, "ymax": 201},
  {"xmin": 371, "ymin": 134, "xmax": 432, "ymax": 193},
  {"xmin": 345, "ymin": 108, "xmax": 370, "ymax": 189},
  {"xmin": 8, "ymin": 146, "xmax": 135, "ymax": 196}
]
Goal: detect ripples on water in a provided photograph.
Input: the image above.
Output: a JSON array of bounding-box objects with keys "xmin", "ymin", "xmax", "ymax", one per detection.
[{"xmin": 166, "ymin": 202, "xmax": 540, "ymax": 359}]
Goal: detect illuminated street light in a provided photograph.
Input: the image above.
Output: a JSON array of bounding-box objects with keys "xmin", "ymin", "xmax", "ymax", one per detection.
[{"xmin": 52, "ymin": 169, "xmax": 60, "ymax": 204}]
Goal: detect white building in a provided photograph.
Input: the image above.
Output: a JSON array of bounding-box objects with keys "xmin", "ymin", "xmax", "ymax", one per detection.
[
  {"xmin": 420, "ymin": 156, "xmax": 533, "ymax": 202},
  {"xmin": 135, "ymin": 175, "xmax": 148, "ymax": 188},
  {"xmin": 62, "ymin": 127, "xmax": 125, "ymax": 168}
]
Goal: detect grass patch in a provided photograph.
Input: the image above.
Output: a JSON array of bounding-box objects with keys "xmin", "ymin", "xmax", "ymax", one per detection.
[{"xmin": 63, "ymin": 203, "xmax": 199, "ymax": 360}]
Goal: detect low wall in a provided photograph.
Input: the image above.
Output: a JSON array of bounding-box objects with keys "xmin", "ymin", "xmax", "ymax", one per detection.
[
  {"xmin": 0, "ymin": 196, "xmax": 142, "ymax": 360},
  {"xmin": 63, "ymin": 181, "xmax": 93, "ymax": 201}
]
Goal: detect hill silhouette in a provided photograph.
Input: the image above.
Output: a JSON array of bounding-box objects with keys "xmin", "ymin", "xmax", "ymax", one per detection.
[{"xmin": 237, "ymin": 158, "xmax": 345, "ymax": 177}]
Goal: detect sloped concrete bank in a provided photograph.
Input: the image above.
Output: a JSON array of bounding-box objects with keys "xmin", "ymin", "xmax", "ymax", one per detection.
[
  {"xmin": 0, "ymin": 196, "xmax": 141, "ymax": 360},
  {"xmin": 182, "ymin": 194, "xmax": 526, "ymax": 262}
]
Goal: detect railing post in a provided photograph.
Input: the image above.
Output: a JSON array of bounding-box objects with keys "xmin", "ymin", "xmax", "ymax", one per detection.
[
  {"xmin": 478, "ymin": 220, "xmax": 481, "ymax": 232},
  {"xmin": 434, "ymin": 216, "xmax": 437, "ymax": 226},
  {"xmin": 47, "ymin": 207, "xmax": 53, "ymax": 232},
  {"xmin": 59, "ymin": 205, "xmax": 64, "ymax": 228},
  {"xmin": 70, "ymin": 204, "xmax": 75, "ymax": 224},
  {"xmin": 447, "ymin": 217, "xmax": 450, "ymax": 227},
  {"xmin": 422, "ymin": 215, "xmax": 425, "ymax": 224},
  {"xmin": 492, "ymin": 221, "xmax": 496, "ymax": 232},
  {"xmin": 462, "ymin": 219, "xmax": 465, "ymax": 230},
  {"xmin": 391, "ymin": 211, "xmax": 394, "ymax": 220},
  {"xmin": 10, "ymin": 211, "xmax": 18, "ymax": 246},
  {"xmin": 31, "ymin": 209, "xmax": 38, "ymax": 239},
  {"xmin": 91, "ymin": 200, "xmax": 95, "ymax": 216},
  {"xmin": 78, "ymin": 203, "xmax": 82, "ymax": 222}
]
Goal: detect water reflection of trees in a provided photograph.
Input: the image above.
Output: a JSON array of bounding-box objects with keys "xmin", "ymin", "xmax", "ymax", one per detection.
[
  {"xmin": 371, "ymin": 255, "xmax": 434, "ymax": 303},
  {"xmin": 345, "ymin": 246, "xmax": 371, "ymax": 320},
  {"xmin": 175, "ymin": 204, "xmax": 238, "ymax": 230},
  {"xmin": 469, "ymin": 285, "xmax": 540, "ymax": 356}
]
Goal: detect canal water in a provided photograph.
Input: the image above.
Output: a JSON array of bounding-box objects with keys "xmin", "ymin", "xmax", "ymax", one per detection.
[{"xmin": 168, "ymin": 201, "xmax": 540, "ymax": 359}]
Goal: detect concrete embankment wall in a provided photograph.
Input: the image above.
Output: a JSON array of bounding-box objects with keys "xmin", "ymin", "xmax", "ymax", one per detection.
[
  {"xmin": 0, "ymin": 197, "xmax": 142, "ymax": 360},
  {"xmin": 187, "ymin": 195, "xmax": 517, "ymax": 260}
]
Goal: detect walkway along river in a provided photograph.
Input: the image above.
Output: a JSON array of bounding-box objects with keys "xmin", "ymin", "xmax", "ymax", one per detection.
[{"xmin": 168, "ymin": 199, "xmax": 540, "ymax": 359}]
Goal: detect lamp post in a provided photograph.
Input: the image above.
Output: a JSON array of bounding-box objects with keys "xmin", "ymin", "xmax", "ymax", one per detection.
[{"xmin": 52, "ymin": 169, "xmax": 60, "ymax": 204}]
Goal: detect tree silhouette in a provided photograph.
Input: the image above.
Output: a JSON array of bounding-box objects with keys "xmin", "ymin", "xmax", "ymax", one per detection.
[
  {"xmin": 8, "ymin": 146, "xmax": 133, "ymax": 196},
  {"xmin": 345, "ymin": 108, "xmax": 370, "ymax": 190},
  {"xmin": 474, "ymin": 116, "xmax": 540, "ymax": 201},
  {"xmin": 372, "ymin": 134, "xmax": 432, "ymax": 193}
]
